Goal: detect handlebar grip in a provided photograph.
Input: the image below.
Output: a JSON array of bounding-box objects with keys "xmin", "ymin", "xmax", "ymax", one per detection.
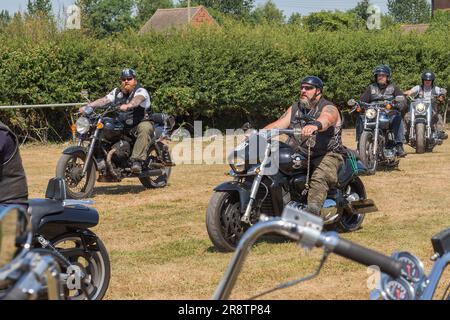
[
  {"xmin": 334, "ymin": 238, "xmax": 402, "ymax": 279},
  {"xmin": 3, "ymin": 287, "xmax": 29, "ymax": 300}
]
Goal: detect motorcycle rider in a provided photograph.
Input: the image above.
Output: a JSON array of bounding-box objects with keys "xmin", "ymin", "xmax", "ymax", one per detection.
[
  {"xmin": 403, "ymin": 70, "xmax": 448, "ymax": 140},
  {"xmin": 357, "ymin": 64, "xmax": 407, "ymax": 157},
  {"xmin": 79, "ymin": 68, "xmax": 152, "ymax": 173},
  {"xmin": 264, "ymin": 76, "xmax": 344, "ymax": 216},
  {"xmin": 0, "ymin": 121, "xmax": 28, "ymax": 204}
]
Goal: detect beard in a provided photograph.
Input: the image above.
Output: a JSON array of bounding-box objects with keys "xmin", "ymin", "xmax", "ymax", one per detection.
[{"xmin": 121, "ymin": 82, "xmax": 137, "ymax": 95}]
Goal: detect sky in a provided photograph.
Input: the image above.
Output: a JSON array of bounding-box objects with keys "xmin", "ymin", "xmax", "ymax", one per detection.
[{"xmin": 1, "ymin": 0, "xmax": 393, "ymax": 18}]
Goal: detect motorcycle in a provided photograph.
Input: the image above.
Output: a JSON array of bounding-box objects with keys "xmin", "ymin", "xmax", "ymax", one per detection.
[
  {"xmin": 26, "ymin": 177, "xmax": 111, "ymax": 300},
  {"xmin": 206, "ymin": 126, "xmax": 377, "ymax": 252},
  {"xmin": 56, "ymin": 104, "xmax": 175, "ymax": 199},
  {"xmin": 213, "ymin": 204, "xmax": 450, "ymax": 300},
  {"xmin": 349, "ymin": 96, "xmax": 406, "ymax": 174},
  {"xmin": 406, "ymin": 90, "xmax": 447, "ymax": 153},
  {"xmin": 0, "ymin": 206, "xmax": 63, "ymax": 300}
]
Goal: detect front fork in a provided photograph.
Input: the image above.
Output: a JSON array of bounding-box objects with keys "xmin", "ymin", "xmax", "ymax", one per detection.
[
  {"xmin": 82, "ymin": 127, "xmax": 101, "ymax": 177},
  {"xmin": 241, "ymin": 142, "xmax": 272, "ymax": 224}
]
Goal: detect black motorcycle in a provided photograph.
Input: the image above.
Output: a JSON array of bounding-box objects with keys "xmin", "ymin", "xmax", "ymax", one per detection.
[
  {"xmin": 206, "ymin": 126, "xmax": 377, "ymax": 252},
  {"xmin": 0, "ymin": 206, "xmax": 63, "ymax": 300},
  {"xmin": 349, "ymin": 96, "xmax": 405, "ymax": 173},
  {"xmin": 406, "ymin": 92, "xmax": 447, "ymax": 153},
  {"xmin": 26, "ymin": 177, "xmax": 110, "ymax": 300},
  {"xmin": 56, "ymin": 105, "xmax": 175, "ymax": 199}
]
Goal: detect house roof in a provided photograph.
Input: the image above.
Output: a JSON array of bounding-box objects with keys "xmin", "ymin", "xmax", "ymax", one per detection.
[{"xmin": 139, "ymin": 6, "xmax": 206, "ymax": 34}]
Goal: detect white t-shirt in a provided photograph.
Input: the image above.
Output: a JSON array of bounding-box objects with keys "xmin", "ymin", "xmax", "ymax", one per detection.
[
  {"xmin": 106, "ymin": 87, "xmax": 151, "ymax": 110},
  {"xmin": 409, "ymin": 85, "xmax": 444, "ymax": 102}
]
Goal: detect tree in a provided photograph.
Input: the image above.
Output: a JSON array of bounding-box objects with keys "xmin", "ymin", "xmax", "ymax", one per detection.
[
  {"xmin": 303, "ymin": 10, "xmax": 364, "ymax": 31},
  {"xmin": 136, "ymin": 0, "xmax": 174, "ymax": 26},
  {"xmin": 178, "ymin": 0, "xmax": 254, "ymax": 18},
  {"xmin": 0, "ymin": 10, "xmax": 11, "ymax": 28},
  {"xmin": 76, "ymin": 0, "xmax": 137, "ymax": 37},
  {"xmin": 251, "ymin": 0, "xmax": 285, "ymax": 24},
  {"xmin": 350, "ymin": 0, "xmax": 371, "ymax": 21},
  {"xmin": 387, "ymin": 0, "xmax": 431, "ymax": 24},
  {"xmin": 288, "ymin": 12, "xmax": 302, "ymax": 26},
  {"xmin": 27, "ymin": 0, "xmax": 52, "ymax": 17}
]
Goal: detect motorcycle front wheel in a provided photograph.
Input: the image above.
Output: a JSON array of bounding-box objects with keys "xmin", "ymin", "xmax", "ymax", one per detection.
[
  {"xmin": 415, "ymin": 123, "xmax": 426, "ymax": 154},
  {"xmin": 56, "ymin": 153, "xmax": 96, "ymax": 199},
  {"xmin": 206, "ymin": 191, "xmax": 247, "ymax": 252},
  {"xmin": 358, "ymin": 131, "xmax": 377, "ymax": 174}
]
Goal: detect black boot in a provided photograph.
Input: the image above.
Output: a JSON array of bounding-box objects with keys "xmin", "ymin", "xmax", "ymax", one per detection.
[
  {"xmin": 396, "ymin": 144, "xmax": 407, "ymax": 158},
  {"xmin": 438, "ymin": 131, "xmax": 448, "ymax": 140},
  {"xmin": 131, "ymin": 160, "xmax": 142, "ymax": 173}
]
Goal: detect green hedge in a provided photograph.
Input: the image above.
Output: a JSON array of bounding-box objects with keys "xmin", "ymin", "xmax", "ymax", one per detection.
[{"xmin": 1, "ymin": 20, "xmax": 449, "ymax": 141}]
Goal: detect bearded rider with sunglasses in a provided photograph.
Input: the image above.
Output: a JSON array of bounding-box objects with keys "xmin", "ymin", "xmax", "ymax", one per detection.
[
  {"xmin": 79, "ymin": 69, "xmax": 152, "ymax": 173},
  {"xmin": 264, "ymin": 76, "xmax": 344, "ymax": 217}
]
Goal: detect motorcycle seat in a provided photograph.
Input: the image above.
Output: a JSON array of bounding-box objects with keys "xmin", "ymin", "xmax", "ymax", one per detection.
[{"xmin": 27, "ymin": 199, "xmax": 64, "ymax": 233}]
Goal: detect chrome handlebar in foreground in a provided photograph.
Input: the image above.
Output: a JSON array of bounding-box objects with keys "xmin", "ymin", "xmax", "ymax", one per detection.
[{"xmin": 213, "ymin": 205, "xmax": 402, "ymax": 300}]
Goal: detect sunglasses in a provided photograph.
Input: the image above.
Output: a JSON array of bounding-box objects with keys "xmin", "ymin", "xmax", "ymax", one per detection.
[
  {"xmin": 301, "ymin": 86, "xmax": 315, "ymax": 91},
  {"xmin": 121, "ymin": 77, "xmax": 134, "ymax": 81}
]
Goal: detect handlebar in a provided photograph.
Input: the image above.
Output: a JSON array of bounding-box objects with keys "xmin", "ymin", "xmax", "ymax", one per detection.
[
  {"xmin": 213, "ymin": 215, "xmax": 402, "ymax": 300},
  {"xmin": 333, "ymin": 238, "xmax": 402, "ymax": 278}
]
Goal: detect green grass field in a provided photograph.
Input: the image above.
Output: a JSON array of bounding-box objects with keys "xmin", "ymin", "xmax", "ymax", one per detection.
[{"xmin": 21, "ymin": 129, "xmax": 450, "ymax": 299}]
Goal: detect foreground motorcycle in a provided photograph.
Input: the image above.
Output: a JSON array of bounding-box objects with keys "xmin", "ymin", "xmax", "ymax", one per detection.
[
  {"xmin": 0, "ymin": 206, "xmax": 63, "ymax": 300},
  {"xmin": 349, "ymin": 96, "xmax": 405, "ymax": 173},
  {"xmin": 27, "ymin": 177, "xmax": 110, "ymax": 300},
  {"xmin": 57, "ymin": 105, "xmax": 175, "ymax": 199},
  {"xmin": 213, "ymin": 204, "xmax": 450, "ymax": 300},
  {"xmin": 406, "ymin": 91, "xmax": 447, "ymax": 153},
  {"xmin": 206, "ymin": 126, "xmax": 377, "ymax": 252}
]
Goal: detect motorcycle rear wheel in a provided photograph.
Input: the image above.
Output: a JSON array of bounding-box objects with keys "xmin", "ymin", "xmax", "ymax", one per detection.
[
  {"xmin": 139, "ymin": 145, "xmax": 172, "ymax": 188},
  {"xmin": 49, "ymin": 233, "xmax": 110, "ymax": 300}
]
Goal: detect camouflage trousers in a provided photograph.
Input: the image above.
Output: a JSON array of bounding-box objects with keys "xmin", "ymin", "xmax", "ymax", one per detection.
[
  {"xmin": 131, "ymin": 121, "xmax": 154, "ymax": 161},
  {"xmin": 307, "ymin": 152, "xmax": 344, "ymax": 215}
]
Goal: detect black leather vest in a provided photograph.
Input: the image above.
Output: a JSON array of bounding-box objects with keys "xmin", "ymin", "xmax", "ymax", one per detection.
[
  {"xmin": 114, "ymin": 84, "xmax": 147, "ymax": 126},
  {"xmin": 0, "ymin": 122, "xmax": 28, "ymax": 203},
  {"xmin": 289, "ymin": 97, "xmax": 343, "ymax": 158},
  {"xmin": 368, "ymin": 83, "xmax": 396, "ymax": 102}
]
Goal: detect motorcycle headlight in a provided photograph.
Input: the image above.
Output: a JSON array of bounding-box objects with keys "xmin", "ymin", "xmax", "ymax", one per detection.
[
  {"xmin": 415, "ymin": 103, "xmax": 426, "ymax": 113},
  {"xmin": 365, "ymin": 108, "xmax": 377, "ymax": 120},
  {"xmin": 230, "ymin": 156, "xmax": 247, "ymax": 174},
  {"xmin": 76, "ymin": 117, "xmax": 90, "ymax": 134}
]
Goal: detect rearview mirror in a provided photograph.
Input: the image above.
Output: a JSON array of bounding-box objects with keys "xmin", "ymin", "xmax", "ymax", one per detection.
[
  {"xmin": 0, "ymin": 206, "xmax": 30, "ymax": 270},
  {"xmin": 347, "ymin": 99, "xmax": 357, "ymax": 107}
]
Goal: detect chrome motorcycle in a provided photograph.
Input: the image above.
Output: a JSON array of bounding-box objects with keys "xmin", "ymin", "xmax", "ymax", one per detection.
[
  {"xmin": 57, "ymin": 105, "xmax": 175, "ymax": 199},
  {"xmin": 407, "ymin": 91, "xmax": 447, "ymax": 153},
  {"xmin": 349, "ymin": 96, "xmax": 405, "ymax": 173}
]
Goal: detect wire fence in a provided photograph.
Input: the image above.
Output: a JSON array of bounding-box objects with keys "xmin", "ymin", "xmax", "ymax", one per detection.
[{"xmin": 0, "ymin": 103, "xmax": 85, "ymax": 110}]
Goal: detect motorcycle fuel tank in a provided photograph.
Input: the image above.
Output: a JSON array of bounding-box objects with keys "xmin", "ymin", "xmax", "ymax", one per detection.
[{"xmin": 102, "ymin": 117, "xmax": 124, "ymax": 142}]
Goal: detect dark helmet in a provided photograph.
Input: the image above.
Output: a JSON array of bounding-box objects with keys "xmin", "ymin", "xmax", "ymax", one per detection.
[
  {"xmin": 421, "ymin": 70, "xmax": 435, "ymax": 82},
  {"xmin": 373, "ymin": 64, "xmax": 392, "ymax": 82},
  {"xmin": 301, "ymin": 76, "xmax": 324, "ymax": 92},
  {"xmin": 120, "ymin": 68, "xmax": 137, "ymax": 80}
]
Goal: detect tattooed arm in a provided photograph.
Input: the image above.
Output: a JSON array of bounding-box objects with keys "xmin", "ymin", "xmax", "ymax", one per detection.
[
  {"xmin": 264, "ymin": 106, "xmax": 292, "ymax": 129},
  {"xmin": 119, "ymin": 95, "xmax": 146, "ymax": 111},
  {"xmin": 301, "ymin": 104, "xmax": 339, "ymax": 137}
]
